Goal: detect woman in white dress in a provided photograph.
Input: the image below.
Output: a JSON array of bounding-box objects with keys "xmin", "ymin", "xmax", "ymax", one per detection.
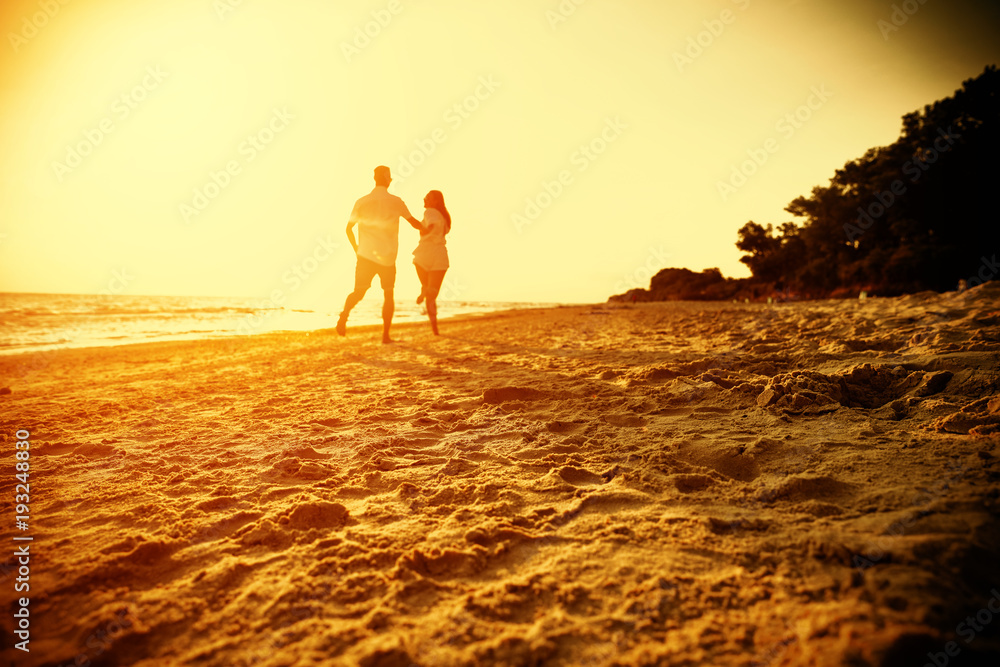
[{"xmin": 412, "ymin": 190, "xmax": 451, "ymax": 335}]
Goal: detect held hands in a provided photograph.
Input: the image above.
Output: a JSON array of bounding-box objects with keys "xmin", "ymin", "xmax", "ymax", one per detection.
[{"xmin": 406, "ymin": 216, "xmax": 427, "ymax": 234}]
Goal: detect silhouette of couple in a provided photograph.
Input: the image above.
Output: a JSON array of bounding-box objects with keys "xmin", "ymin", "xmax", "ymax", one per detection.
[{"xmin": 336, "ymin": 166, "xmax": 451, "ymax": 343}]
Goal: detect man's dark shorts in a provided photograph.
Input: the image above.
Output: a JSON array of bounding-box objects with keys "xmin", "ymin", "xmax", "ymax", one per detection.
[{"xmin": 354, "ymin": 256, "xmax": 396, "ymax": 292}]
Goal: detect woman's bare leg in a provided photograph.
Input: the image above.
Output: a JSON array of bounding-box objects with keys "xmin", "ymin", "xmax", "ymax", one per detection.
[
  {"xmin": 425, "ymin": 270, "xmax": 447, "ymax": 336},
  {"xmin": 415, "ymin": 264, "xmax": 429, "ymax": 305}
]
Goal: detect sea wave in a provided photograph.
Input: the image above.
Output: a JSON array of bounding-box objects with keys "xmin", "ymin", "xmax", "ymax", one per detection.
[{"xmin": 0, "ymin": 293, "xmax": 553, "ymax": 355}]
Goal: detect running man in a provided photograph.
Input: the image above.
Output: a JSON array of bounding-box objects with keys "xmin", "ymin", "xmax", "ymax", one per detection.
[{"xmin": 337, "ymin": 165, "xmax": 423, "ymax": 344}]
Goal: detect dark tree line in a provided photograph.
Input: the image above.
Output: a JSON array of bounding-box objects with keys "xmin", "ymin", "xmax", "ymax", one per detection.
[
  {"xmin": 736, "ymin": 65, "xmax": 1000, "ymax": 297},
  {"xmin": 611, "ymin": 66, "xmax": 999, "ymax": 304}
]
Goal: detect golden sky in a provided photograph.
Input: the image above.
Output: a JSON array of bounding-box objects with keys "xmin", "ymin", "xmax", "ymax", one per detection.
[{"xmin": 1, "ymin": 0, "xmax": 998, "ymax": 305}]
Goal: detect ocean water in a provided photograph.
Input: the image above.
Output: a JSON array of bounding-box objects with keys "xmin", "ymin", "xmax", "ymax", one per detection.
[{"xmin": 0, "ymin": 293, "xmax": 549, "ymax": 355}]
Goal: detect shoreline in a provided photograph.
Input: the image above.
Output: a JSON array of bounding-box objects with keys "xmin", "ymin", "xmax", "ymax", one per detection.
[
  {"xmin": 0, "ymin": 300, "xmax": 576, "ymax": 360},
  {"xmin": 0, "ymin": 295, "xmax": 891, "ymax": 361}
]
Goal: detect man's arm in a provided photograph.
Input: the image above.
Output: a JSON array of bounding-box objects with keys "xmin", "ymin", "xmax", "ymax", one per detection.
[
  {"xmin": 346, "ymin": 221, "xmax": 358, "ymax": 254},
  {"xmin": 398, "ymin": 199, "xmax": 425, "ymax": 233},
  {"xmin": 346, "ymin": 201, "xmax": 362, "ymax": 254},
  {"xmin": 405, "ymin": 215, "xmax": 426, "ymax": 233}
]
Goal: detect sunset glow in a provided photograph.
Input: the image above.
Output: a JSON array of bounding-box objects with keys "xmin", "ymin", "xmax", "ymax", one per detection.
[{"xmin": 2, "ymin": 0, "xmax": 998, "ymax": 305}]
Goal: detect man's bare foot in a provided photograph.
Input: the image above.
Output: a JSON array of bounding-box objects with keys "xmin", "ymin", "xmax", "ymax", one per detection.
[
  {"xmin": 381, "ymin": 337, "xmax": 395, "ymax": 345},
  {"xmin": 416, "ymin": 292, "xmax": 424, "ymax": 305},
  {"xmin": 336, "ymin": 313, "xmax": 347, "ymax": 336}
]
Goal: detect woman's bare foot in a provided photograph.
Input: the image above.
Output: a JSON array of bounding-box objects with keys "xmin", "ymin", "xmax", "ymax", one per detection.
[{"xmin": 416, "ymin": 292, "xmax": 425, "ymax": 305}]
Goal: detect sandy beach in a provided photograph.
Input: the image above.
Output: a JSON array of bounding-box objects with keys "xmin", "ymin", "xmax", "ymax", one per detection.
[{"xmin": 2, "ymin": 285, "xmax": 1000, "ymax": 667}]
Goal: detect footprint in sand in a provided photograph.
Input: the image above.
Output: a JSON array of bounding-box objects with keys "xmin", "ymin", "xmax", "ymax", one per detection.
[
  {"xmin": 189, "ymin": 511, "xmax": 263, "ymax": 545},
  {"xmin": 100, "ymin": 534, "xmax": 146, "ymax": 555},
  {"xmin": 264, "ymin": 457, "xmax": 330, "ymax": 481},
  {"xmin": 235, "ymin": 502, "xmax": 352, "ymax": 550},
  {"xmin": 546, "ymin": 420, "xmax": 584, "ymax": 434},
  {"xmin": 557, "ymin": 466, "xmax": 606, "ymax": 486},
  {"xmin": 284, "ymin": 445, "xmax": 329, "ymax": 460},
  {"xmin": 194, "ymin": 496, "xmax": 243, "ymax": 512},
  {"xmin": 118, "ymin": 540, "xmax": 177, "ymax": 568},
  {"xmin": 603, "ymin": 414, "xmax": 648, "ymax": 428},
  {"xmin": 759, "ymin": 474, "xmax": 853, "ymax": 503},
  {"xmin": 71, "ymin": 442, "xmax": 120, "ymax": 457},
  {"xmin": 394, "ymin": 545, "xmax": 489, "ymax": 579},
  {"xmin": 482, "ymin": 386, "xmax": 552, "ymax": 404},
  {"xmin": 439, "ymin": 458, "xmax": 478, "ymax": 477},
  {"xmin": 672, "ymin": 473, "xmax": 716, "ymax": 493},
  {"xmin": 36, "ymin": 441, "xmax": 77, "ymax": 456},
  {"xmin": 549, "ymin": 490, "xmax": 653, "ymax": 526},
  {"xmin": 279, "ymin": 501, "xmax": 351, "ymax": 530}
]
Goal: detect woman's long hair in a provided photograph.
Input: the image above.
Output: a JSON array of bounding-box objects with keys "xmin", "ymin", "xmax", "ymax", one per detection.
[{"xmin": 427, "ymin": 190, "xmax": 451, "ymax": 233}]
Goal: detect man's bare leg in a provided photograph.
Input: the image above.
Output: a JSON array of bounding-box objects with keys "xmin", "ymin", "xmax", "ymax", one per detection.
[
  {"xmin": 382, "ymin": 288, "xmax": 394, "ymax": 344},
  {"xmin": 337, "ymin": 289, "xmax": 365, "ymax": 336}
]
